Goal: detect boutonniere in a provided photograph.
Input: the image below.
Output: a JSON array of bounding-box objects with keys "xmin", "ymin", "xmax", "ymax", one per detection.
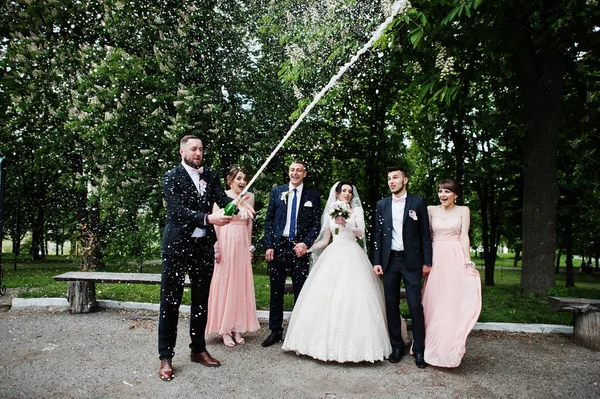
[
  {"xmin": 409, "ymin": 209, "xmax": 417, "ymax": 221},
  {"xmin": 197, "ymin": 179, "xmax": 207, "ymax": 196},
  {"xmin": 280, "ymin": 189, "xmax": 292, "ymax": 204}
]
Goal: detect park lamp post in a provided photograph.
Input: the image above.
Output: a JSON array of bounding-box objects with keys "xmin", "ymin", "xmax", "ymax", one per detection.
[{"xmin": 0, "ymin": 156, "xmax": 6, "ymax": 295}]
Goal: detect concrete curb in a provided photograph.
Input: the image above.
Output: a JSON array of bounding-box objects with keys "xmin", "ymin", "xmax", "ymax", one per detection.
[
  {"xmin": 12, "ymin": 297, "xmax": 70, "ymax": 308},
  {"xmin": 11, "ymin": 297, "xmax": 573, "ymax": 334}
]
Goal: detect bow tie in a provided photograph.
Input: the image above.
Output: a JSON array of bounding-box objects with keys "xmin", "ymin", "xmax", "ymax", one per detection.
[
  {"xmin": 392, "ymin": 196, "xmax": 405, "ymax": 203},
  {"xmin": 189, "ymin": 166, "xmax": 204, "ymax": 176}
]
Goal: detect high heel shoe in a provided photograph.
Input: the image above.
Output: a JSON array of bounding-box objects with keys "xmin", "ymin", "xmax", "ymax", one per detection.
[
  {"xmin": 222, "ymin": 334, "xmax": 235, "ymax": 347},
  {"xmin": 233, "ymin": 332, "xmax": 245, "ymax": 345}
]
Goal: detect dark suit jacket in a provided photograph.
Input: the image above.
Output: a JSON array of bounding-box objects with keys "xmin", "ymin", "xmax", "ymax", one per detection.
[
  {"xmin": 372, "ymin": 193, "xmax": 432, "ymax": 271},
  {"xmin": 264, "ymin": 184, "xmax": 321, "ymax": 250},
  {"xmin": 161, "ymin": 164, "xmax": 231, "ymax": 256}
]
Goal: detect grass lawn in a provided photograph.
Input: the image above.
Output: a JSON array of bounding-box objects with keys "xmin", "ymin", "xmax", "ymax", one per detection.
[{"xmin": 2, "ymin": 253, "xmax": 598, "ymax": 326}]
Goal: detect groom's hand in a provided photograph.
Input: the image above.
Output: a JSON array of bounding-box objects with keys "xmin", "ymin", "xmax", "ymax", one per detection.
[
  {"xmin": 293, "ymin": 242, "xmax": 308, "ymax": 257},
  {"xmin": 373, "ymin": 265, "xmax": 384, "ymax": 276},
  {"xmin": 208, "ymin": 213, "xmax": 232, "ymax": 226},
  {"xmin": 422, "ymin": 264, "xmax": 432, "ymax": 276},
  {"xmin": 265, "ymin": 249, "xmax": 274, "ymax": 261}
]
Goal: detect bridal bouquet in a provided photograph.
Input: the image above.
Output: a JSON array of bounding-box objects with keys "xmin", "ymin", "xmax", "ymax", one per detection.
[{"xmin": 329, "ymin": 201, "xmax": 351, "ymax": 234}]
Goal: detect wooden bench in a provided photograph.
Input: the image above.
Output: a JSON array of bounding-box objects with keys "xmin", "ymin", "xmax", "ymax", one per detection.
[
  {"xmin": 55, "ymin": 272, "xmax": 401, "ymax": 314},
  {"xmin": 53, "ymin": 272, "xmax": 191, "ymax": 314},
  {"xmin": 548, "ymin": 296, "xmax": 600, "ymax": 350}
]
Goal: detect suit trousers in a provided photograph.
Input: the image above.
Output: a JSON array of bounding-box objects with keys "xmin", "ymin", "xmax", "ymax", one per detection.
[
  {"xmin": 268, "ymin": 238, "xmax": 309, "ymax": 332},
  {"xmin": 158, "ymin": 241, "xmax": 214, "ymax": 360},
  {"xmin": 383, "ymin": 253, "xmax": 426, "ymax": 354}
]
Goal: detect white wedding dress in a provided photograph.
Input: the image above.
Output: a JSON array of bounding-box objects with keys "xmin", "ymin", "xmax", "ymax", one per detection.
[{"xmin": 282, "ymin": 209, "xmax": 392, "ymax": 363}]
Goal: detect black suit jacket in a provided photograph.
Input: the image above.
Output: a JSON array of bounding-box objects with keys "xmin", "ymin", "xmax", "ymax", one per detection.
[
  {"xmin": 160, "ymin": 164, "xmax": 231, "ymax": 256},
  {"xmin": 372, "ymin": 193, "xmax": 432, "ymax": 271},
  {"xmin": 264, "ymin": 184, "xmax": 321, "ymax": 250}
]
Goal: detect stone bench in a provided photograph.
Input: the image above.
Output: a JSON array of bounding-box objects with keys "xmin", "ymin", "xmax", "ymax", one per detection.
[
  {"xmin": 53, "ymin": 272, "xmax": 191, "ymax": 314},
  {"xmin": 548, "ymin": 296, "xmax": 600, "ymax": 350}
]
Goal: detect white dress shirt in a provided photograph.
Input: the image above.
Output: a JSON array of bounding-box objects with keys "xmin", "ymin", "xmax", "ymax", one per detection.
[
  {"xmin": 182, "ymin": 162, "xmax": 207, "ymax": 238},
  {"xmin": 391, "ymin": 193, "xmax": 407, "ymax": 251},
  {"xmin": 283, "ymin": 183, "xmax": 303, "ymax": 238}
]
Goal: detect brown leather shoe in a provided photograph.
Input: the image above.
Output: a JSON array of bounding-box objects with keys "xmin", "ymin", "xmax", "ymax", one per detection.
[
  {"xmin": 190, "ymin": 351, "xmax": 221, "ymax": 367},
  {"xmin": 159, "ymin": 359, "xmax": 174, "ymax": 381}
]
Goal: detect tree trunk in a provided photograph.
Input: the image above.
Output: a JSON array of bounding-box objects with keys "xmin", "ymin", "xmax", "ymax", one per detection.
[
  {"xmin": 67, "ymin": 281, "xmax": 96, "ymax": 313},
  {"xmin": 29, "ymin": 204, "xmax": 46, "ymax": 260},
  {"xmin": 479, "ymin": 182, "xmax": 495, "ymax": 286},
  {"xmin": 515, "ymin": 18, "xmax": 565, "ymax": 295},
  {"xmin": 574, "ymin": 313, "xmax": 600, "ymax": 351},
  {"xmin": 563, "ymin": 216, "xmax": 575, "ymax": 287}
]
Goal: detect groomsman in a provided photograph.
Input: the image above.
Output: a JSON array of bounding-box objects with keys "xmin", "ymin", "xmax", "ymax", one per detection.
[
  {"xmin": 158, "ymin": 135, "xmax": 253, "ymax": 381},
  {"xmin": 262, "ymin": 161, "xmax": 321, "ymax": 347},
  {"xmin": 373, "ymin": 166, "xmax": 432, "ymax": 368}
]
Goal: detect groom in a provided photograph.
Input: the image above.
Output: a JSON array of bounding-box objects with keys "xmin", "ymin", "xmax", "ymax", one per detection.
[
  {"xmin": 158, "ymin": 135, "xmax": 253, "ymax": 381},
  {"xmin": 373, "ymin": 166, "xmax": 432, "ymax": 368},
  {"xmin": 262, "ymin": 160, "xmax": 321, "ymax": 347}
]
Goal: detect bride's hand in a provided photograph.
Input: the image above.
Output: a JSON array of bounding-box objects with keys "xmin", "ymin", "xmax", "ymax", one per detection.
[{"xmin": 334, "ymin": 216, "xmax": 347, "ymax": 227}]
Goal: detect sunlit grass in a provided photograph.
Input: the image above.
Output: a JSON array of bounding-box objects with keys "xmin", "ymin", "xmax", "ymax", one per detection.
[{"xmin": 2, "ymin": 253, "xmax": 598, "ymax": 326}]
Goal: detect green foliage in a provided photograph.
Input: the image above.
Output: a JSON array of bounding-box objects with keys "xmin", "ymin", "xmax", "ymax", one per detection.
[{"xmin": 1, "ymin": 0, "xmax": 599, "ymax": 290}]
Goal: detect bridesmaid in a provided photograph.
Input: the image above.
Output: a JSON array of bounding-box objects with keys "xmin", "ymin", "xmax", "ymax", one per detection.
[
  {"xmin": 206, "ymin": 166, "xmax": 260, "ymax": 346},
  {"xmin": 422, "ymin": 179, "xmax": 481, "ymax": 367}
]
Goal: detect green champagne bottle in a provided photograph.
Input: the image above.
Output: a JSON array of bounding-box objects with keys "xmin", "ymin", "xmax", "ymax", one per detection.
[{"xmin": 223, "ymin": 200, "xmax": 238, "ymax": 216}]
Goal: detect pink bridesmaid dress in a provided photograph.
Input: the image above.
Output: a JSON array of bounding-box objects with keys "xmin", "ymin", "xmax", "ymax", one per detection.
[
  {"xmin": 422, "ymin": 213, "xmax": 481, "ymax": 367},
  {"xmin": 206, "ymin": 209, "xmax": 260, "ymax": 336}
]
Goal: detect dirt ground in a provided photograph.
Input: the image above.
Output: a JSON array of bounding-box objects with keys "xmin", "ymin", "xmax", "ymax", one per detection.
[{"xmin": 0, "ymin": 307, "xmax": 599, "ymax": 399}]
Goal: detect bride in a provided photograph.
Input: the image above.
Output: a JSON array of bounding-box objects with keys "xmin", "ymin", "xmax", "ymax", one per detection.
[{"xmin": 282, "ymin": 181, "xmax": 392, "ymax": 363}]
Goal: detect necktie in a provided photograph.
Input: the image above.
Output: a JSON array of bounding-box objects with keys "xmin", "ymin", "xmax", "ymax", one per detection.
[{"xmin": 289, "ymin": 188, "xmax": 298, "ymax": 241}]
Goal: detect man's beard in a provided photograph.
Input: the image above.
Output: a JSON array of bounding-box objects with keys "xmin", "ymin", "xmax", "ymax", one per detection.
[
  {"xmin": 391, "ymin": 184, "xmax": 405, "ymax": 195},
  {"xmin": 184, "ymin": 157, "xmax": 201, "ymax": 169}
]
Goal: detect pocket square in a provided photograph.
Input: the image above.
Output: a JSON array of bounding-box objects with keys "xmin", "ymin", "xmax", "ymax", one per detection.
[
  {"xmin": 409, "ymin": 209, "xmax": 417, "ymax": 220},
  {"xmin": 304, "ymin": 201, "xmax": 313, "ymax": 207}
]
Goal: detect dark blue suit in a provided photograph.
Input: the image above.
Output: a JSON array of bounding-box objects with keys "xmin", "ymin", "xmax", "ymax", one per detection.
[
  {"xmin": 264, "ymin": 184, "xmax": 320, "ymax": 332},
  {"xmin": 373, "ymin": 193, "xmax": 432, "ymax": 354},
  {"xmin": 158, "ymin": 164, "xmax": 231, "ymax": 360}
]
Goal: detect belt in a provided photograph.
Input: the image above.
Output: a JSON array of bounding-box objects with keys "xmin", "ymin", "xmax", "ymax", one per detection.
[{"xmin": 391, "ymin": 250, "xmax": 405, "ymax": 257}]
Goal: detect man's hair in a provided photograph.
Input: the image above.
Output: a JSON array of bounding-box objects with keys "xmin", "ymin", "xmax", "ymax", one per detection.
[
  {"xmin": 290, "ymin": 159, "xmax": 308, "ymax": 172},
  {"xmin": 386, "ymin": 165, "xmax": 409, "ymax": 177},
  {"xmin": 180, "ymin": 135, "xmax": 201, "ymax": 148}
]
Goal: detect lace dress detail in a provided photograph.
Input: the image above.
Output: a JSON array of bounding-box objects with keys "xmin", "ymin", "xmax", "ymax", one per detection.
[{"xmin": 282, "ymin": 211, "xmax": 391, "ymax": 363}]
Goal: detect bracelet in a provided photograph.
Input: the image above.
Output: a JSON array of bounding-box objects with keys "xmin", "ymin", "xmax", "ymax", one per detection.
[
  {"xmin": 249, "ymin": 245, "xmax": 256, "ymax": 253},
  {"xmin": 465, "ymin": 261, "xmax": 475, "ymax": 267}
]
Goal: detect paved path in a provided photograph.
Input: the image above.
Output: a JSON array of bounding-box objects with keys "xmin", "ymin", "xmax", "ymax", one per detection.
[{"xmin": 1, "ymin": 307, "xmax": 599, "ymax": 399}]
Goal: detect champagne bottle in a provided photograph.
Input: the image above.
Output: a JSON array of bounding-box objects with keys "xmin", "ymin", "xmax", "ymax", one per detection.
[{"xmin": 223, "ymin": 199, "xmax": 238, "ymax": 216}]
